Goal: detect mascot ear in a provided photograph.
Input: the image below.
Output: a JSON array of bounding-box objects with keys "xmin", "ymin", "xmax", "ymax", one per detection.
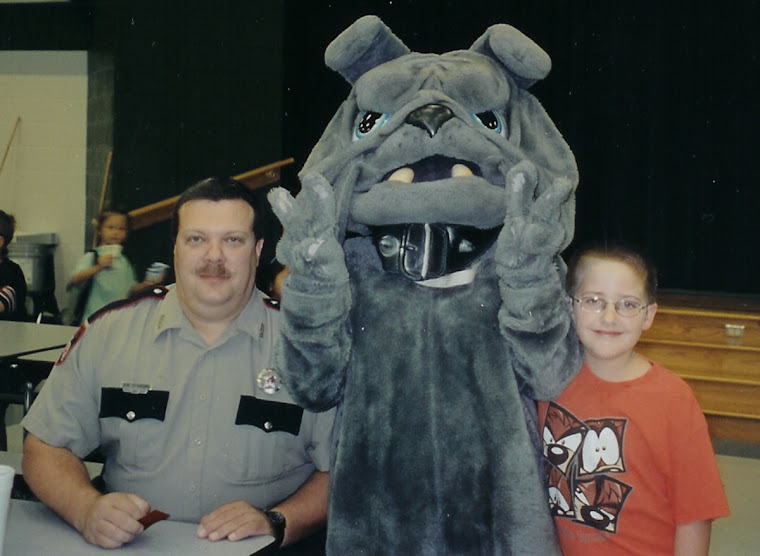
[
  {"xmin": 472, "ymin": 25, "xmax": 577, "ymax": 251},
  {"xmin": 470, "ymin": 24, "xmax": 551, "ymax": 89},
  {"xmin": 325, "ymin": 15, "xmax": 411, "ymax": 84}
]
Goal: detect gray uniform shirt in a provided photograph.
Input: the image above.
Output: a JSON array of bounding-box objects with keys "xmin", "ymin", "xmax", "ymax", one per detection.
[{"xmin": 22, "ymin": 286, "xmax": 335, "ymax": 522}]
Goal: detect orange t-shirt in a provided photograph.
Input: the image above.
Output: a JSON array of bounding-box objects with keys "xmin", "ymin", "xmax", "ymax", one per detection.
[{"xmin": 537, "ymin": 362, "xmax": 730, "ymax": 555}]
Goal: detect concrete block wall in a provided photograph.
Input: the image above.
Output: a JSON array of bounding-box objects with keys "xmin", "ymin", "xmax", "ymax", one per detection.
[{"xmin": 0, "ymin": 50, "xmax": 88, "ymax": 315}]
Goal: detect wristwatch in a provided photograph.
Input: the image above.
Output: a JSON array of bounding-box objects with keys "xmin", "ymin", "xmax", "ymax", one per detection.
[{"xmin": 264, "ymin": 510, "xmax": 286, "ymax": 548}]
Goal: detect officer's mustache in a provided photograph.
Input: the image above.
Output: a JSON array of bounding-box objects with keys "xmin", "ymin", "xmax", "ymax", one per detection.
[{"xmin": 196, "ymin": 263, "xmax": 230, "ymax": 278}]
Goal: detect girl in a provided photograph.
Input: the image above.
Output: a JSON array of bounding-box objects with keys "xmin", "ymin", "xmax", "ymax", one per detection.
[
  {"xmin": 538, "ymin": 242, "xmax": 729, "ymax": 555},
  {"xmin": 67, "ymin": 208, "xmax": 153, "ymax": 324}
]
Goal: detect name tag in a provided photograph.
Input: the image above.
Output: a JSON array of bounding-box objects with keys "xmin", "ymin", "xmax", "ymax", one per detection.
[
  {"xmin": 100, "ymin": 387, "xmax": 169, "ymax": 422},
  {"xmin": 121, "ymin": 382, "xmax": 152, "ymax": 395}
]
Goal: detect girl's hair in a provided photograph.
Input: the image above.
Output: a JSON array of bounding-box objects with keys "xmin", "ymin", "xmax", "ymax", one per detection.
[
  {"xmin": 96, "ymin": 207, "xmax": 131, "ymax": 233},
  {"xmin": 566, "ymin": 240, "xmax": 658, "ymax": 303}
]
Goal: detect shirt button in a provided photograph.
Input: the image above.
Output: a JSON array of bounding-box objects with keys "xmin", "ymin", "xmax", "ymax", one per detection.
[
  {"xmin": 126, "ymin": 411, "xmax": 136, "ymax": 421},
  {"xmin": 264, "ymin": 421, "xmax": 274, "ymax": 431},
  {"xmin": 189, "ymin": 484, "xmax": 197, "ymax": 492},
  {"xmin": 195, "ymin": 438, "xmax": 203, "ymax": 446},
  {"xmin": 199, "ymin": 394, "xmax": 207, "ymax": 401}
]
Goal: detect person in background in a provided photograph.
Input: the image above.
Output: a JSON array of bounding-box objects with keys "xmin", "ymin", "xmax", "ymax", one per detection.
[
  {"xmin": 271, "ymin": 264, "xmax": 290, "ymax": 302},
  {"xmin": 0, "ymin": 209, "xmax": 29, "ymax": 451},
  {"xmin": 0, "ymin": 209, "xmax": 28, "ymax": 321},
  {"xmin": 22, "ymin": 177, "xmax": 334, "ymax": 550},
  {"xmin": 251, "ymin": 185, "xmax": 288, "ymax": 303},
  {"xmin": 258, "ymin": 258, "xmax": 289, "ymax": 302},
  {"xmin": 67, "ymin": 207, "xmax": 158, "ymax": 324},
  {"xmin": 537, "ymin": 241, "xmax": 729, "ymax": 555}
]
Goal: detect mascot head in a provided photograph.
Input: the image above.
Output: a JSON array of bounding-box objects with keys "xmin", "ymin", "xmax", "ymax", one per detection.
[{"xmin": 301, "ymin": 15, "xmax": 577, "ymax": 281}]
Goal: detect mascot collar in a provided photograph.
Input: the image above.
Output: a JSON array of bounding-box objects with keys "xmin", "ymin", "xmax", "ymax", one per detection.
[
  {"xmin": 418, "ymin": 266, "xmax": 480, "ymax": 288},
  {"xmin": 371, "ymin": 223, "xmax": 499, "ymax": 283}
]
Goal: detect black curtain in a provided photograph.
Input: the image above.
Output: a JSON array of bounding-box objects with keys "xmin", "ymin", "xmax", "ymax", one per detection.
[{"xmin": 283, "ymin": 0, "xmax": 760, "ymax": 295}]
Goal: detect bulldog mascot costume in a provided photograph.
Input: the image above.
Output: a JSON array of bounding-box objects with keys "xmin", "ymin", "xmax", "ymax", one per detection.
[{"xmin": 270, "ymin": 15, "xmax": 581, "ymax": 555}]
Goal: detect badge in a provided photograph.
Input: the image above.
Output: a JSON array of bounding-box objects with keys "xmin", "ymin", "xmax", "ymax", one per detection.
[
  {"xmin": 256, "ymin": 368, "xmax": 281, "ymax": 395},
  {"xmin": 121, "ymin": 382, "xmax": 151, "ymax": 395}
]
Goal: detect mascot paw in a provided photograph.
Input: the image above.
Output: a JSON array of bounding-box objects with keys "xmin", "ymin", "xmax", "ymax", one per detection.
[
  {"xmin": 268, "ymin": 173, "xmax": 349, "ymax": 290},
  {"xmin": 291, "ymin": 236, "xmax": 349, "ymax": 287},
  {"xmin": 496, "ymin": 161, "xmax": 572, "ymax": 269}
]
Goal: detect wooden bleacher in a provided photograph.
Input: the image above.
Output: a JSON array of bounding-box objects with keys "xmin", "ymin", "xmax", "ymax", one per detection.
[
  {"xmin": 128, "ymin": 157, "xmax": 294, "ymax": 231},
  {"xmin": 637, "ymin": 292, "xmax": 760, "ymax": 443}
]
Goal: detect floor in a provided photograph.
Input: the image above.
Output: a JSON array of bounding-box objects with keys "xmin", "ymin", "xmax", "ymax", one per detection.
[
  {"xmin": 712, "ymin": 452, "xmax": 759, "ymax": 555},
  {"xmin": 5, "ymin": 416, "xmax": 759, "ymax": 554}
]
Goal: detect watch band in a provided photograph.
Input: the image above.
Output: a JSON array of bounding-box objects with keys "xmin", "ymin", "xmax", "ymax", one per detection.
[{"xmin": 264, "ymin": 510, "xmax": 286, "ymax": 548}]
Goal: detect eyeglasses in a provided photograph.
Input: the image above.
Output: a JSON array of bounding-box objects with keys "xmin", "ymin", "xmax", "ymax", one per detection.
[{"xmin": 571, "ymin": 295, "xmax": 649, "ymax": 317}]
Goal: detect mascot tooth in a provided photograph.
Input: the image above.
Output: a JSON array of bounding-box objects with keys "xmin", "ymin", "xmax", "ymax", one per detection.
[{"xmin": 270, "ymin": 15, "xmax": 582, "ymax": 555}]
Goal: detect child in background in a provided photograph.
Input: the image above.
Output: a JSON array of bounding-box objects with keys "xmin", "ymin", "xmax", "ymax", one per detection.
[
  {"xmin": 0, "ymin": 209, "xmax": 28, "ymax": 321},
  {"xmin": 258, "ymin": 258, "xmax": 289, "ymax": 302},
  {"xmin": 538, "ymin": 242, "xmax": 729, "ymax": 555},
  {"xmin": 68, "ymin": 208, "xmax": 155, "ymax": 324}
]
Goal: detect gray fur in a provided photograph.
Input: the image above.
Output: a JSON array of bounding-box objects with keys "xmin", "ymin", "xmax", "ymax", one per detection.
[{"xmin": 269, "ymin": 15, "xmax": 582, "ymax": 554}]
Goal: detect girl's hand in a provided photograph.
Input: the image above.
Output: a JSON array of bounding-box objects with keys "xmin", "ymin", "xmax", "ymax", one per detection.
[{"xmin": 97, "ymin": 254, "xmax": 115, "ymax": 269}]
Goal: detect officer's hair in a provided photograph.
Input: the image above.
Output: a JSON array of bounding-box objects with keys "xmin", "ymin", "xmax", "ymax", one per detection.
[{"xmin": 171, "ymin": 177, "xmax": 263, "ymax": 243}]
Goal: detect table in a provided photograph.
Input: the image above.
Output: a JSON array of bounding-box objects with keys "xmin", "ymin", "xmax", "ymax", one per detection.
[
  {"xmin": 0, "ymin": 321, "xmax": 78, "ymax": 450},
  {"xmin": 17, "ymin": 347, "xmax": 63, "ymax": 364},
  {"xmin": 0, "ymin": 321, "xmax": 77, "ymax": 360},
  {"xmin": 4, "ymin": 499, "xmax": 274, "ymax": 555},
  {"xmin": 0, "ymin": 452, "xmax": 272, "ymax": 555}
]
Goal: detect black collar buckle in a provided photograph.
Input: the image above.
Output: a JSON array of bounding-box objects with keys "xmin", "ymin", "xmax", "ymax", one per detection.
[{"xmin": 371, "ymin": 223, "xmax": 500, "ymax": 281}]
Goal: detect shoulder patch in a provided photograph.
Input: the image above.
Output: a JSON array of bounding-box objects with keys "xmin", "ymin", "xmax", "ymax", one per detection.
[
  {"xmin": 56, "ymin": 324, "xmax": 85, "ymax": 366},
  {"xmin": 86, "ymin": 286, "xmax": 169, "ymax": 325},
  {"xmin": 264, "ymin": 297, "xmax": 281, "ymax": 311},
  {"xmin": 57, "ymin": 286, "xmax": 169, "ymax": 366}
]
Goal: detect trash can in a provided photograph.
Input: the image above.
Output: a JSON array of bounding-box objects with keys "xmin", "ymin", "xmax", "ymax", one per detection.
[{"xmin": 8, "ymin": 232, "xmax": 59, "ymax": 320}]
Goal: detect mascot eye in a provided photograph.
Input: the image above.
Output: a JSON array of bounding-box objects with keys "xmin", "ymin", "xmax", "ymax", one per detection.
[
  {"xmin": 472, "ymin": 111, "xmax": 506, "ymax": 137},
  {"xmin": 354, "ymin": 111, "xmax": 389, "ymax": 140}
]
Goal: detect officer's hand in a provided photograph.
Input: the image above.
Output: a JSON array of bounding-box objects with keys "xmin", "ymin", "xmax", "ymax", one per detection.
[
  {"xmin": 197, "ymin": 500, "xmax": 272, "ymax": 542},
  {"xmin": 80, "ymin": 492, "xmax": 150, "ymax": 548}
]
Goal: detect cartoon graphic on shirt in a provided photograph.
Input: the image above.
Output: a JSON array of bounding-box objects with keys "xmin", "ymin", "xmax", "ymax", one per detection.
[
  {"xmin": 543, "ymin": 403, "xmax": 588, "ymax": 475},
  {"xmin": 572, "ymin": 474, "xmax": 632, "ymax": 533},
  {"xmin": 542, "ymin": 402, "xmax": 633, "ymax": 534},
  {"xmin": 578, "ymin": 418, "xmax": 627, "ymax": 475},
  {"xmin": 546, "ymin": 462, "xmax": 573, "ymax": 517}
]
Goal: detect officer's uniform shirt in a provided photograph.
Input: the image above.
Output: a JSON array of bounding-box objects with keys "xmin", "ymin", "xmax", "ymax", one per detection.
[{"xmin": 22, "ymin": 286, "xmax": 335, "ymax": 522}]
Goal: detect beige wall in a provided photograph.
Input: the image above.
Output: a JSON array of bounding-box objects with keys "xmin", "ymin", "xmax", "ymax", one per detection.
[{"xmin": 0, "ymin": 50, "xmax": 87, "ymax": 315}]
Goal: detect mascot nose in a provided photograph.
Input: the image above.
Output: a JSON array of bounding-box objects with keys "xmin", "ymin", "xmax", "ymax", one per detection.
[{"xmin": 406, "ymin": 104, "xmax": 454, "ymax": 138}]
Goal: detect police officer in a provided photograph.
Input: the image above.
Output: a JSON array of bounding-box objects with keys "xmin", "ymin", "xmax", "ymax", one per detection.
[{"xmin": 22, "ymin": 177, "xmax": 334, "ymax": 549}]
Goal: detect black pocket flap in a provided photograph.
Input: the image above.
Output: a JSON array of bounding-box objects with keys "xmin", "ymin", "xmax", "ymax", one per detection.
[
  {"xmin": 99, "ymin": 387, "xmax": 169, "ymax": 422},
  {"xmin": 235, "ymin": 396, "xmax": 303, "ymax": 435}
]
